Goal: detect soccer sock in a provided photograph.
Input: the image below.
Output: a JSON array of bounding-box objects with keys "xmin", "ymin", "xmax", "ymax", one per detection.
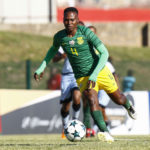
[
  {"xmin": 72, "ymin": 103, "xmax": 81, "ymax": 119},
  {"xmin": 91, "ymin": 110, "xmax": 108, "ymax": 132},
  {"xmin": 61, "ymin": 110, "xmax": 69, "ymax": 129},
  {"xmin": 62, "ymin": 114, "xmax": 69, "ymax": 129},
  {"xmin": 72, "ymin": 110, "xmax": 80, "ymax": 119},
  {"xmin": 83, "ymin": 104, "xmax": 91, "ymax": 128},
  {"xmin": 123, "ymin": 99, "xmax": 131, "ymax": 110}
]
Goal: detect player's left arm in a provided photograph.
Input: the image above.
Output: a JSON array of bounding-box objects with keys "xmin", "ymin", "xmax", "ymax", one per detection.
[
  {"xmin": 88, "ymin": 44, "xmax": 109, "ymax": 86},
  {"xmin": 84, "ymin": 27, "xmax": 109, "ymax": 88}
]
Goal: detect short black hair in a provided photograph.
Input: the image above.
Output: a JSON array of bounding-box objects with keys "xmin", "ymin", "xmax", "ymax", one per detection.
[{"xmin": 64, "ymin": 7, "xmax": 78, "ymax": 15}]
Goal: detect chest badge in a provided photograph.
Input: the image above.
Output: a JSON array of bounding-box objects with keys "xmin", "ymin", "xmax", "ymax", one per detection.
[
  {"xmin": 69, "ymin": 40, "xmax": 75, "ymax": 45},
  {"xmin": 77, "ymin": 37, "xmax": 84, "ymax": 45}
]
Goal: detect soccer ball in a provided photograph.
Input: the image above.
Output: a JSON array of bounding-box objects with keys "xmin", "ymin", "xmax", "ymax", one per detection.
[{"xmin": 64, "ymin": 119, "xmax": 86, "ymax": 142}]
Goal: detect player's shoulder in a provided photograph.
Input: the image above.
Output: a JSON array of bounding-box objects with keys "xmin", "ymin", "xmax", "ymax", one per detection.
[
  {"xmin": 54, "ymin": 29, "xmax": 66, "ymax": 39},
  {"xmin": 77, "ymin": 25, "xmax": 91, "ymax": 34}
]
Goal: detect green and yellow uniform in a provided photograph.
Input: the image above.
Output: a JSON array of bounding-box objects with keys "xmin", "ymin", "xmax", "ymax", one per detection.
[
  {"xmin": 53, "ymin": 25, "xmax": 100, "ymax": 79},
  {"xmin": 35, "ymin": 25, "xmax": 118, "ymax": 93}
]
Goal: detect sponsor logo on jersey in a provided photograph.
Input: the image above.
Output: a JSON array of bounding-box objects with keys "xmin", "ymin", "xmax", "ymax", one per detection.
[
  {"xmin": 69, "ymin": 40, "xmax": 75, "ymax": 45},
  {"xmin": 77, "ymin": 37, "xmax": 84, "ymax": 45}
]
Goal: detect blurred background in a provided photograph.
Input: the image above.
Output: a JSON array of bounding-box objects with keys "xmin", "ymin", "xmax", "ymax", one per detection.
[
  {"xmin": 0, "ymin": 0, "xmax": 150, "ymax": 90},
  {"xmin": 0, "ymin": 0, "xmax": 150, "ymax": 135}
]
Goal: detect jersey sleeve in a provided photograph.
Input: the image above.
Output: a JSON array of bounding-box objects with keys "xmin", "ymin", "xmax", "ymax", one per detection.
[
  {"xmin": 35, "ymin": 45, "xmax": 59, "ymax": 75},
  {"xmin": 82, "ymin": 27, "xmax": 109, "ymax": 82},
  {"xmin": 84, "ymin": 27, "xmax": 102, "ymax": 48},
  {"xmin": 89, "ymin": 44, "xmax": 109, "ymax": 82},
  {"xmin": 53, "ymin": 33, "xmax": 61, "ymax": 48}
]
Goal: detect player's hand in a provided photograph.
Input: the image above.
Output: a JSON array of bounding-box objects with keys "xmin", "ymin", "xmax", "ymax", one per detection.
[
  {"xmin": 34, "ymin": 72, "xmax": 44, "ymax": 81},
  {"xmin": 87, "ymin": 80, "xmax": 96, "ymax": 89}
]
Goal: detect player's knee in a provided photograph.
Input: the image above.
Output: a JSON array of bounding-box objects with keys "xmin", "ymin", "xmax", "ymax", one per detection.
[
  {"xmin": 73, "ymin": 90, "xmax": 81, "ymax": 101},
  {"xmin": 82, "ymin": 90, "xmax": 91, "ymax": 99},
  {"xmin": 74, "ymin": 93, "xmax": 81, "ymax": 101},
  {"xmin": 72, "ymin": 103, "xmax": 81, "ymax": 111},
  {"xmin": 88, "ymin": 99, "xmax": 97, "ymax": 108},
  {"xmin": 83, "ymin": 90, "xmax": 98, "ymax": 107}
]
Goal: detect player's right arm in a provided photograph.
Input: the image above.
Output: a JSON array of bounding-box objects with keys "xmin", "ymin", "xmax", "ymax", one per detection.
[
  {"xmin": 34, "ymin": 33, "xmax": 60, "ymax": 81},
  {"xmin": 34, "ymin": 46, "xmax": 59, "ymax": 81},
  {"xmin": 83, "ymin": 27, "xmax": 108, "ymax": 88}
]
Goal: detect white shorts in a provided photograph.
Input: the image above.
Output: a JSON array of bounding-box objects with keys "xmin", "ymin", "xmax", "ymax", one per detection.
[
  {"xmin": 60, "ymin": 73, "xmax": 79, "ymax": 103},
  {"xmin": 98, "ymin": 90, "xmax": 110, "ymax": 107}
]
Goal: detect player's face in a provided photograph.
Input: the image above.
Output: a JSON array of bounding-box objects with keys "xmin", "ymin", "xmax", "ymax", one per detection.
[{"xmin": 63, "ymin": 12, "xmax": 79, "ymax": 33}]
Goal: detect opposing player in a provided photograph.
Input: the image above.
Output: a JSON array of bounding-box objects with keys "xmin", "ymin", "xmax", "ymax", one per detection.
[
  {"xmin": 53, "ymin": 46, "xmax": 81, "ymax": 139},
  {"xmin": 34, "ymin": 7, "xmax": 137, "ymax": 143}
]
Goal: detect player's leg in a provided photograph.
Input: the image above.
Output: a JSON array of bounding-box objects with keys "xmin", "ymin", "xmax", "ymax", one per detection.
[
  {"xmin": 108, "ymin": 89, "xmax": 137, "ymax": 119},
  {"xmin": 77, "ymin": 76, "xmax": 114, "ymax": 143},
  {"xmin": 82, "ymin": 94, "xmax": 92, "ymax": 137},
  {"xmin": 83, "ymin": 89, "xmax": 114, "ymax": 143},
  {"xmin": 64, "ymin": 75, "xmax": 81, "ymax": 120},
  {"xmin": 93, "ymin": 90, "xmax": 110, "ymax": 130},
  {"xmin": 61, "ymin": 101, "xmax": 71, "ymax": 139},
  {"xmin": 60, "ymin": 75, "xmax": 73, "ymax": 138},
  {"xmin": 71, "ymin": 87, "xmax": 81, "ymax": 120},
  {"xmin": 99, "ymin": 66, "xmax": 137, "ymax": 120},
  {"xmin": 82, "ymin": 90, "xmax": 108, "ymax": 137},
  {"xmin": 92, "ymin": 105, "xmax": 109, "ymax": 136},
  {"xmin": 83, "ymin": 90, "xmax": 110, "ymax": 137},
  {"xmin": 92, "ymin": 90, "xmax": 110, "ymax": 136},
  {"xmin": 61, "ymin": 101, "xmax": 71, "ymax": 128},
  {"xmin": 83, "ymin": 89, "xmax": 109, "ymax": 132}
]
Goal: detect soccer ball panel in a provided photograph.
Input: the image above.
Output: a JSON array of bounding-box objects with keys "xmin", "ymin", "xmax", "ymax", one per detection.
[{"xmin": 65, "ymin": 119, "xmax": 86, "ymax": 142}]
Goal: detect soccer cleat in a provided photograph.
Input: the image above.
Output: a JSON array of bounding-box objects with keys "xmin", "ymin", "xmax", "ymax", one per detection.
[
  {"xmin": 97, "ymin": 132, "xmax": 114, "ymax": 144},
  {"xmin": 127, "ymin": 104, "xmax": 137, "ymax": 120},
  {"xmin": 86, "ymin": 128, "xmax": 92, "ymax": 138}
]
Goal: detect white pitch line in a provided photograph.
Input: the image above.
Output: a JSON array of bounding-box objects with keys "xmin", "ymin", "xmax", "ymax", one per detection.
[{"xmin": 115, "ymin": 138, "xmax": 143, "ymax": 141}]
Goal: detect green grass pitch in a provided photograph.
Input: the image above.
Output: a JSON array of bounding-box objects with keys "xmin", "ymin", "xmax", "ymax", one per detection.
[{"xmin": 0, "ymin": 134, "xmax": 149, "ymax": 150}]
